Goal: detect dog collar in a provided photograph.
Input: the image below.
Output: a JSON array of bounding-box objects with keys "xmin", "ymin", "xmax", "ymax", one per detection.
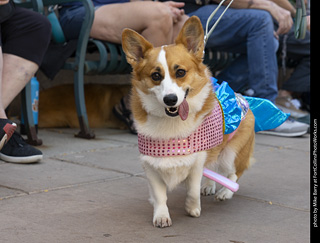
[{"xmin": 138, "ymin": 103, "xmax": 224, "ymax": 157}]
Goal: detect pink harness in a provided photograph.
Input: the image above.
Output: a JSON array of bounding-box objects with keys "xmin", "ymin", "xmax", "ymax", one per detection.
[{"xmin": 138, "ymin": 104, "xmax": 224, "ymax": 157}]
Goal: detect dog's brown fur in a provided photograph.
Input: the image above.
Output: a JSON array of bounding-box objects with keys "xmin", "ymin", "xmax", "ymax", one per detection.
[{"xmin": 38, "ymin": 84, "xmax": 130, "ymax": 129}]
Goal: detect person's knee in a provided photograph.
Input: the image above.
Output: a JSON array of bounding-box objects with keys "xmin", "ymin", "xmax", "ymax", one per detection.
[
  {"xmin": 246, "ymin": 10, "xmax": 277, "ymax": 49},
  {"xmin": 29, "ymin": 12, "xmax": 52, "ymax": 44},
  {"xmin": 252, "ymin": 10, "xmax": 274, "ymax": 32},
  {"xmin": 38, "ymin": 15, "xmax": 52, "ymax": 41}
]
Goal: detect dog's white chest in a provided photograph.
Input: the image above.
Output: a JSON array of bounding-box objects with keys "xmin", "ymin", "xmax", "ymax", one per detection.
[{"xmin": 141, "ymin": 151, "xmax": 207, "ymax": 191}]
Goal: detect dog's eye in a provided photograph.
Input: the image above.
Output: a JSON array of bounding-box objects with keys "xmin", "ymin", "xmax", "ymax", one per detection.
[
  {"xmin": 151, "ymin": 72, "xmax": 162, "ymax": 82},
  {"xmin": 176, "ymin": 69, "xmax": 186, "ymax": 78}
]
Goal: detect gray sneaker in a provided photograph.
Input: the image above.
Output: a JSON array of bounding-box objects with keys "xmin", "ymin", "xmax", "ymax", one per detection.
[
  {"xmin": 275, "ymin": 96, "xmax": 309, "ymax": 119},
  {"xmin": 258, "ymin": 118, "xmax": 309, "ymax": 137}
]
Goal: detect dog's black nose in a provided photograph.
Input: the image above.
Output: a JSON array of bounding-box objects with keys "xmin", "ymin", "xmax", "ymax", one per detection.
[{"xmin": 163, "ymin": 94, "xmax": 178, "ymax": 106}]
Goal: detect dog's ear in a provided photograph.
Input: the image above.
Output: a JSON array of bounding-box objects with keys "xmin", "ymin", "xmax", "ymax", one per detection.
[
  {"xmin": 175, "ymin": 16, "xmax": 204, "ymax": 60},
  {"xmin": 122, "ymin": 29, "xmax": 153, "ymax": 67}
]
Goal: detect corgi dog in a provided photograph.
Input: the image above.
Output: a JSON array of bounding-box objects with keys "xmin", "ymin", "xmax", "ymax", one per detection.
[{"xmin": 122, "ymin": 16, "xmax": 255, "ymax": 228}]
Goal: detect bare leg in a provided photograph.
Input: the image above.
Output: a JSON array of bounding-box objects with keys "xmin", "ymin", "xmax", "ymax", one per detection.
[
  {"xmin": 91, "ymin": 1, "xmax": 182, "ymax": 47},
  {"xmin": 0, "ymin": 47, "xmax": 6, "ymax": 118},
  {"xmin": 1, "ymin": 54, "xmax": 38, "ymax": 109},
  {"xmin": 0, "ymin": 49, "xmax": 18, "ymax": 148}
]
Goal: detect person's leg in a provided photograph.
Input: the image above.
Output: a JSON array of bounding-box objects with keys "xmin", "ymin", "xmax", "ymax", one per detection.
[
  {"xmin": 1, "ymin": 7, "xmax": 51, "ymax": 108},
  {"xmin": 0, "ymin": 53, "xmax": 44, "ymax": 163},
  {"xmin": 60, "ymin": 2, "xmax": 189, "ymax": 45},
  {"xmin": 0, "ymin": 47, "xmax": 17, "ymax": 149},
  {"xmin": 1, "ymin": 54, "xmax": 38, "ymax": 109},
  {"xmin": 91, "ymin": 1, "xmax": 174, "ymax": 46},
  {"xmin": 0, "ymin": 7, "xmax": 51, "ymax": 162},
  {"xmin": 0, "ymin": 54, "xmax": 44, "ymax": 162},
  {"xmin": 216, "ymin": 54, "xmax": 249, "ymax": 93},
  {"xmin": 190, "ymin": 5, "xmax": 279, "ymax": 102},
  {"xmin": 282, "ymin": 57, "xmax": 310, "ymax": 93},
  {"xmin": 276, "ymin": 28, "xmax": 310, "ymax": 118},
  {"xmin": 280, "ymin": 28, "xmax": 310, "ymax": 93},
  {"xmin": 0, "ymin": 47, "xmax": 6, "ymax": 118}
]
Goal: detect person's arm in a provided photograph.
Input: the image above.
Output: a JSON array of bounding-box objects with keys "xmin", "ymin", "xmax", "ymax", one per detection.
[
  {"xmin": 212, "ymin": 0, "xmax": 293, "ymax": 36},
  {"xmin": 0, "ymin": 0, "xmax": 9, "ymax": 5},
  {"xmin": 163, "ymin": 1, "xmax": 186, "ymax": 23},
  {"xmin": 269, "ymin": 0, "xmax": 296, "ymax": 17}
]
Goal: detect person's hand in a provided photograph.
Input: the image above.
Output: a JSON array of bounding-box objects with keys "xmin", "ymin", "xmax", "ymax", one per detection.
[
  {"xmin": 0, "ymin": 0, "xmax": 10, "ymax": 5},
  {"xmin": 163, "ymin": 1, "xmax": 185, "ymax": 24},
  {"xmin": 269, "ymin": 2, "xmax": 293, "ymax": 38}
]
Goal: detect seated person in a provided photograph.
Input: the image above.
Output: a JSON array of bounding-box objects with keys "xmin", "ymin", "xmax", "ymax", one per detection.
[
  {"xmin": 276, "ymin": 0, "xmax": 310, "ymax": 121},
  {"xmin": 173, "ymin": 0, "xmax": 309, "ymax": 137},
  {"xmin": 0, "ymin": 0, "xmax": 51, "ymax": 163}
]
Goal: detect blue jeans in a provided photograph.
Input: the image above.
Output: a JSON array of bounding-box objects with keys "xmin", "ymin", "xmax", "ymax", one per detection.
[
  {"xmin": 59, "ymin": 5, "xmax": 86, "ymax": 41},
  {"xmin": 189, "ymin": 5, "xmax": 279, "ymax": 102}
]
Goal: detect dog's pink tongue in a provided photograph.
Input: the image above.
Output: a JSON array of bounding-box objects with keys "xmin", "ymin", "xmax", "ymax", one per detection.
[{"xmin": 178, "ymin": 99, "xmax": 189, "ymax": 121}]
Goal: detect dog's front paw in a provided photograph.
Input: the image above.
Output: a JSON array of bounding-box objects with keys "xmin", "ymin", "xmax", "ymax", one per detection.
[
  {"xmin": 153, "ymin": 205, "xmax": 172, "ymax": 228},
  {"xmin": 215, "ymin": 187, "xmax": 234, "ymax": 201},
  {"xmin": 153, "ymin": 215, "xmax": 172, "ymax": 228}
]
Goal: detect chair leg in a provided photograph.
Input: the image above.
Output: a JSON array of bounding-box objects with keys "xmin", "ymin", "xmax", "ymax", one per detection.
[
  {"xmin": 73, "ymin": 70, "xmax": 95, "ymax": 139},
  {"xmin": 21, "ymin": 82, "xmax": 43, "ymax": 146}
]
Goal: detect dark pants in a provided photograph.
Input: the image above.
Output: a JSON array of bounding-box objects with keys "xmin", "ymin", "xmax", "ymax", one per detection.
[
  {"xmin": 279, "ymin": 28, "xmax": 310, "ymax": 94},
  {"xmin": 0, "ymin": 6, "xmax": 51, "ymax": 66}
]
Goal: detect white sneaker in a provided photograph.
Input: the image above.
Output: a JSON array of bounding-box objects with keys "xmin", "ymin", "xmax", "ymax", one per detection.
[{"xmin": 258, "ymin": 118, "xmax": 309, "ymax": 137}]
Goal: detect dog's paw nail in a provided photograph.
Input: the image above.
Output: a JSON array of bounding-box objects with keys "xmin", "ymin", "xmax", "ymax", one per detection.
[
  {"xmin": 153, "ymin": 217, "xmax": 172, "ymax": 228},
  {"xmin": 187, "ymin": 208, "xmax": 201, "ymax": 217},
  {"xmin": 201, "ymin": 186, "xmax": 215, "ymax": 196}
]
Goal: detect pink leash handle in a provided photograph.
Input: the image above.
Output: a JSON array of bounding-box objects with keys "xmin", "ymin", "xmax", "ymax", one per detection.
[{"xmin": 203, "ymin": 168, "xmax": 239, "ymax": 192}]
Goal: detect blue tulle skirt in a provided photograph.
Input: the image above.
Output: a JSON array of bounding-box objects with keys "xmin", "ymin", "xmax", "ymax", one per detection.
[{"xmin": 211, "ymin": 77, "xmax": 289, "ymax": 133}]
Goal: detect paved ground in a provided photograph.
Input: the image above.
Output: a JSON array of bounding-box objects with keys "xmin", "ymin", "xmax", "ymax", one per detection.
[{"xmin": 0, "ymin": 128, "xmax": 310, "ymax": 243}]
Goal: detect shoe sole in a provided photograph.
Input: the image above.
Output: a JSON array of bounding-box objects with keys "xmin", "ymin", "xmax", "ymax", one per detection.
[
  {"xmin": 0, "ymin": 123, "xmax": 17, "ymax": 150},
  {"xmin": 0, "ymin": 134, "xmax": 8, "ymax": 151},
  {"xmin": 258, "ymin": 129, "xmax": 308, "ymax": 137},
  {"xmin": 0, "ymin": 153, "xmax": 43, "ymax": 164}
]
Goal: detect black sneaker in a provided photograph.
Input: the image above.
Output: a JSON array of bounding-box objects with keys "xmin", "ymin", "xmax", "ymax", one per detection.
[
  {"xmin": 0, "ymin": 131, "xmax": 43, "ymax": 163},
  {"xmin": 0, "ymin": 118, "xmax": 17, "ymax": 150}
]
